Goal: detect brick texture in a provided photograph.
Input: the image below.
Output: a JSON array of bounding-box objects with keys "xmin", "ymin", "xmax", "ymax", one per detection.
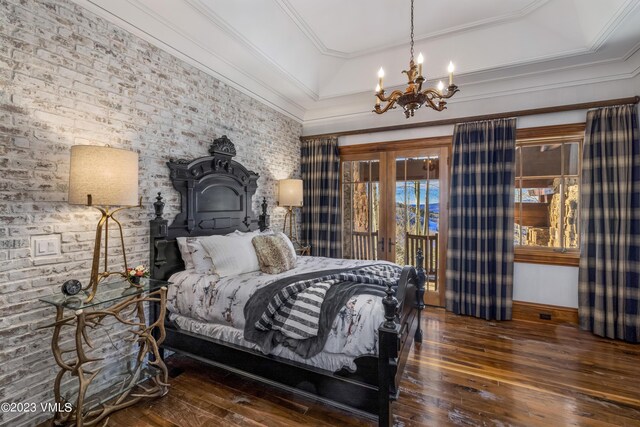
[{"xmin": 0, "ymin": 0, "xmax": 302, "ymax": 425}]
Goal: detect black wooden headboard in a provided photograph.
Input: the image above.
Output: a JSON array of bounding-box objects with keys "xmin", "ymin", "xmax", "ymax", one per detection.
[{"xmin": 150, "ymin": 136, "xmax": 269, "ymax": 281}]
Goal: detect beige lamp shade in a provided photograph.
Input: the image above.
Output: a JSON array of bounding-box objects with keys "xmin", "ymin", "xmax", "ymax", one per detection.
[
  {"xmin": 278, "ymin": 179, "xmax": 303, "ymax": 207},
  {"xmin": 68, "ymin": 145, "xmax": 139, "ymax": 206}
]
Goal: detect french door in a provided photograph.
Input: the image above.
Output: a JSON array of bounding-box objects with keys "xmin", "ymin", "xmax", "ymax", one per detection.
[{"xmin": 341, "ymin": 146, "xmax": 449, "ymax": 307}]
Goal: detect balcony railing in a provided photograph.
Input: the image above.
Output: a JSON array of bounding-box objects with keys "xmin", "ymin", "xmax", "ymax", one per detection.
[{"xmin": 405, "ymin": 233, "xmax": 438, "ymax": 289}]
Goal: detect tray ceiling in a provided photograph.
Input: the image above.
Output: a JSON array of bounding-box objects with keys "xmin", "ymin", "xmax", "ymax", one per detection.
[
  {"xmin": 279, "ymin": 0, "xmax": 546, "ymax": 57},
  {"xmin": 73, "ymin": 0, "xmax": 640, "ymax": 123}
]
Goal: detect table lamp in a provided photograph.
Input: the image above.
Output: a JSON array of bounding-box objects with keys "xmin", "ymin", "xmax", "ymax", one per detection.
[
  {"xmin": 277, "ymin": 179, "xmax": 303, "ymax": 242},
  {"xmin": 68, "ymin": 145, "xmax": 141, "ymax": 302}
]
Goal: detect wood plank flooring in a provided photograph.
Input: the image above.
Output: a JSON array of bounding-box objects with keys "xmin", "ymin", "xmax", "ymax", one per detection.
[{"xmin": 82, "ymin": 310, "xmax": 640, "ymax": 426}]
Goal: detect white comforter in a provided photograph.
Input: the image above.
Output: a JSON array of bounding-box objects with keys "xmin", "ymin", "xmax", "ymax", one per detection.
[{"xmin": 167, "ymin": 256, "xmax": 394, "ymax": 370}]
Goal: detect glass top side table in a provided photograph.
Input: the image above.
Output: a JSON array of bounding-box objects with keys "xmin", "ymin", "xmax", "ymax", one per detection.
[{"xmin": 40, "ymin": 277, "xmax": 171, "ymax": 426}]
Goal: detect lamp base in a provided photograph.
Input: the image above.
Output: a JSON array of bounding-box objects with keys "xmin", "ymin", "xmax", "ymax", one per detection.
[
  {"xmin": 85, "ymin": 201, "xmax": 141, "ymax": 302},
  {"xmin": 283, "ymin": 207, "xmax": 299, "ymax": 243}
]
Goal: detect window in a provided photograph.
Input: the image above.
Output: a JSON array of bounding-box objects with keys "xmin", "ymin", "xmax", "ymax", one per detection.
[{"xmin": 514, "ymin": 125, "xmax": 583, "ymax": 266}]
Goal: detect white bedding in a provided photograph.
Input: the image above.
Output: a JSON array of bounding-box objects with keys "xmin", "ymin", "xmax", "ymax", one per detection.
[{"xmin": 167, "ymin": 256, "xmax": 394, "ymax": 371}]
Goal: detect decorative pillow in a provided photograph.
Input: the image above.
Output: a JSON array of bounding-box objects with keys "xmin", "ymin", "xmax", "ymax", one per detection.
[
  {"xmin": 275, "ymin": 232, "xmax": 297, "ymax": 261},
  {"xmin": 186, "ymin": 237, "xmax": 215, "ymax": 275},
  {"xmin": 176, "ymin": 237, "xmax": 195, "ymax": 270},
  {"xmin": 251, "ymin": 234, "xmax": 296, "ymax": 274},
  {"xmin": 200, "ymin": 233, "xmax": 261, "ymax": 277}
]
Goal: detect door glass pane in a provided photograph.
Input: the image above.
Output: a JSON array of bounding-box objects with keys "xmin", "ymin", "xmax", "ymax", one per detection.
[
  {"xmin": 395, "ymin": 156, "xmax": 440, "ymax": 292},
  {"xmin": 341, "ymin": 160, "xmax": 379, "ymax": 260},
  {"xmin": 342, "ymin": 161, "xmax": 352, "ymax": 183},
  {"xmin": 342, "ymin": 182, "xmax": 354, "ymax": 258}
]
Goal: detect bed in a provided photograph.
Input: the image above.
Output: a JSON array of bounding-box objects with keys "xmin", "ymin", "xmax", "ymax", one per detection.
[{"xmin": 149, "ymin": 136, "xmax": 426, "ymax": 426}]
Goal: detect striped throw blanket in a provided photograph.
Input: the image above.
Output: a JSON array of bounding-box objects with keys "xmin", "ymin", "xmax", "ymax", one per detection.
[{"xmin": 255, "ymin": 264, "xmax": 401, "ymax": 340}]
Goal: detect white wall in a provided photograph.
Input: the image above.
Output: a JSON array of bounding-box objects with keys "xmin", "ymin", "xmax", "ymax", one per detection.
[{"xmin": 514, "ymin": 263, "xmax": 579, "ymax": 308}]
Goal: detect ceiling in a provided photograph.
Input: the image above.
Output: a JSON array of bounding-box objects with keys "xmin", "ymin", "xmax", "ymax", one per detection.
[{"xmin": 74, "ymin": 0, "xmax": 640, "ymax": 126}]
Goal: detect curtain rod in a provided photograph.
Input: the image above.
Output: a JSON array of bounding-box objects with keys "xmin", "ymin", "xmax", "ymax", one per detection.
[{"xmin": 300, "ymin": 96, "xmax": 640, "ymax": 141}]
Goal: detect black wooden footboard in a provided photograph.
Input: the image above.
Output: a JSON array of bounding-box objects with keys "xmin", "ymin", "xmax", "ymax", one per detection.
[{"xmin": 378, "ymin": 250, "xmax": 425, "ymax": 427}]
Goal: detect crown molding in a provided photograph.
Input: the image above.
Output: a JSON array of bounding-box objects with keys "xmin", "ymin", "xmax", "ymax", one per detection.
[
  {"xmin": 318, "ymin": 33, "xmax": 640, "ymax": 101},
  {"xmin": 302, "ymin": 59, "xmax": 640, "ymax": 127},
  {"xmin": 187, "ymin": 0, "xmax": 320, "ymax": 101},
  {"xmin": 587, "ymin": 0, "xmax": 640, "ymax": 51},
  {"xmin": 74, "ymin": 0, "xmax": 307, "ymax": 122},
  {"xmin": 277, "ymin": 0, "xmax": 551, "ymax": 59},
  {"xmin": 273, "ymin": 0, "xmax": 350, "ymax": 59},
  {"xmin": 69, "ymin": 0, "xmax": 640, "ymax": 129}
]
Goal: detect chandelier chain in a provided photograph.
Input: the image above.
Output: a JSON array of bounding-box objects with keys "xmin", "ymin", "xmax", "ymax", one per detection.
[{"xmin": 410, "ymin": 0, "xmax": 414, "ymax": 62}]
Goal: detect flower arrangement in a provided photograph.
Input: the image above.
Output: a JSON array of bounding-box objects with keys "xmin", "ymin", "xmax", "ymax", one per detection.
[{"xmin": 127, "ymin": 265, "xmax": 149, "ymax": 284}]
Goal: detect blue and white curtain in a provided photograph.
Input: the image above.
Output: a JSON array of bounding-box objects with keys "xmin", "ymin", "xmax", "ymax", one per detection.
[
  {"xmin": 579, "ymin": 104, "xmax": 640, "ymax": 343},
  {"xmin": 301, "ymin": 137, "xmax": 342, "ymax": 258},
  {"xmin": 446, "ymin": 118, "xmax": 516, "ymax": 321}
]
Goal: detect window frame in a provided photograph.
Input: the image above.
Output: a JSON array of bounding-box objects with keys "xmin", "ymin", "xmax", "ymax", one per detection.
[{"xmin": 513, "ymin": 124, "xmax": 585, "ymax": 267}]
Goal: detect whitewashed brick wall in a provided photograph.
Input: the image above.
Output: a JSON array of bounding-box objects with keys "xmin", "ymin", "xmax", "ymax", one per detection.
[{"xmin": 0, "ymin": 0, "xmax": 302, "ymax": 425}]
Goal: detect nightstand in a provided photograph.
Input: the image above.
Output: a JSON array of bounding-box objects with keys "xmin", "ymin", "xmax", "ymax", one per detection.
[{"xmin": 39, "ymin": 278, "xmax": 170, "ymax": 426}]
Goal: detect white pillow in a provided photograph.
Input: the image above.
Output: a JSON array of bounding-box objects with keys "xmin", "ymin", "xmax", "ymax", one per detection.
[
  {"xmin": 227, "ymin": 229, "xmax": 274, "ymax": 237},
  {"xmin": 200, "ymin": 233, "xmax": 260, "ymax": 277},
  {"xmin": 186, "ymin": 237, "xmax": 215, "ymax": 275},
  {"xmin": 276, "ymin": 232, "xmax": 297, "ymax": 260},
  {"xmin": 176, "ymin": 237, "xmax": 195, "ymax": 270}
]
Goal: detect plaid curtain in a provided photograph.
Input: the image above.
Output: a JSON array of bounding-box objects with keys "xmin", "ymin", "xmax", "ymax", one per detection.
[
  {"xmin": 579, "ymin": 104, "xmax": 640, "ymax": 343},
  {"xmin": 301, "ymin": 137, "xmax": 342, "ymax": 258},
  {"xmin": 446, "ymin": 118, "xmax": 516, "ymax": 320}
]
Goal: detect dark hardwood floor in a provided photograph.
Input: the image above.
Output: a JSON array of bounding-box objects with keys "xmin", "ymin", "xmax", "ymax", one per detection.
[{"xmin": 88, "ymin": 310, "xmax": 640, "ymax": 426}]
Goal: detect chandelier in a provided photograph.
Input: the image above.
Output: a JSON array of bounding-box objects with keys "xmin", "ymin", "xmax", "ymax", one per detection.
[{"xmin": 374, "ymin": 0, "xmax": 459, "ymax": 118}]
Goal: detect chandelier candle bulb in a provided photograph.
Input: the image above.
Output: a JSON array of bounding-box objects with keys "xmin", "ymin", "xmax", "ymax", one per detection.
[
  {"xmin": 375, "ymin": 84, "xmax": 381, "ymax": 105},
  {"xmin": 378, "ymin": 67, "xmax": 384, "ymax": 89},
  {"xmin": 448, "ymin": 61, "xmax": 455, "ymax": 86},
  {"xmin": 417, "ymin": 53, "xmax": 424, "ymax": 77},
  {"xmin": 437, "ymin": 80, "xmax": 445, "ymax": 93}
]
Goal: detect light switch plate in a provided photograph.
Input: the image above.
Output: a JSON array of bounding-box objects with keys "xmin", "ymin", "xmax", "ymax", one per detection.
[{"xmin": 31, "ymin": 234, "xmax": 61, "ymax": 258}]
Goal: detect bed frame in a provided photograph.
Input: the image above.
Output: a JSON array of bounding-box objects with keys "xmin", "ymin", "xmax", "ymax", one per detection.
[{"xmin": 149, "ymin": 136, "xmax": 425, "ymax": 426}]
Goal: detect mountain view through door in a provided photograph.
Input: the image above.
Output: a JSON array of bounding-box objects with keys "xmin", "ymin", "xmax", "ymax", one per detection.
[{"xmin": 341, "ymin": 147, "xmax": 449, "ymax": 306}]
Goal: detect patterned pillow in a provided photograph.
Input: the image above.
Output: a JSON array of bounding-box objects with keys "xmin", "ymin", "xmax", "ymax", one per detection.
[
  {"xmin": 251, "ymin": 234, "xmax": 296, "ymax": 274},
  {"xmin": 176, "ymin": 237, "xmax": 195, "ymax": 269},
  {"xmin": 186, "ymin": 237, "xmax": 215, "ymax": 275}
]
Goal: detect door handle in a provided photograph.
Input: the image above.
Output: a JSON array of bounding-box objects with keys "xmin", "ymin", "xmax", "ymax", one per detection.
[
  {"xmin": 388, "ymin": 238, "xmax": 395, "ymax": 253},
  {"xmin": 378, "ymin": 238, "xmax": 385, "ymax": 253}
]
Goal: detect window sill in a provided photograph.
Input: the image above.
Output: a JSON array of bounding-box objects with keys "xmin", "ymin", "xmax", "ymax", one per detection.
[{"xmin": 514, "ymin": 249, "xmax": 579, "ymax": 267}]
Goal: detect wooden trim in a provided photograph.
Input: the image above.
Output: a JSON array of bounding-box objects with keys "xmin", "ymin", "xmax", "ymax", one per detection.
[
  {"xmin": 516, "ymin": 123, "xmax": 585, "ymax": 140},
  {"xmin": 338, "ymin": 123, "xmax": 587, "ymax": 156},
  {"xmin": 302, "ymin": 96, "xmax": 639, "ymax": 141},
  {"xmin": 512, "ymin": 301, "xmax": 579, "ymax": 325},
  {"xmin": 340, "ymin": 152, "xmax": 382, "ymax": 161},
  {"xmin": 515, "ymin": 248, "xmax": 580, "ymax": 266},
  {"xmin": 339, "ymin": 135, "xmax": 452, "ymax": 155},
  {"xmin": 514, "ymin": 124, "xmax": 584, "ymax": 264}
]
